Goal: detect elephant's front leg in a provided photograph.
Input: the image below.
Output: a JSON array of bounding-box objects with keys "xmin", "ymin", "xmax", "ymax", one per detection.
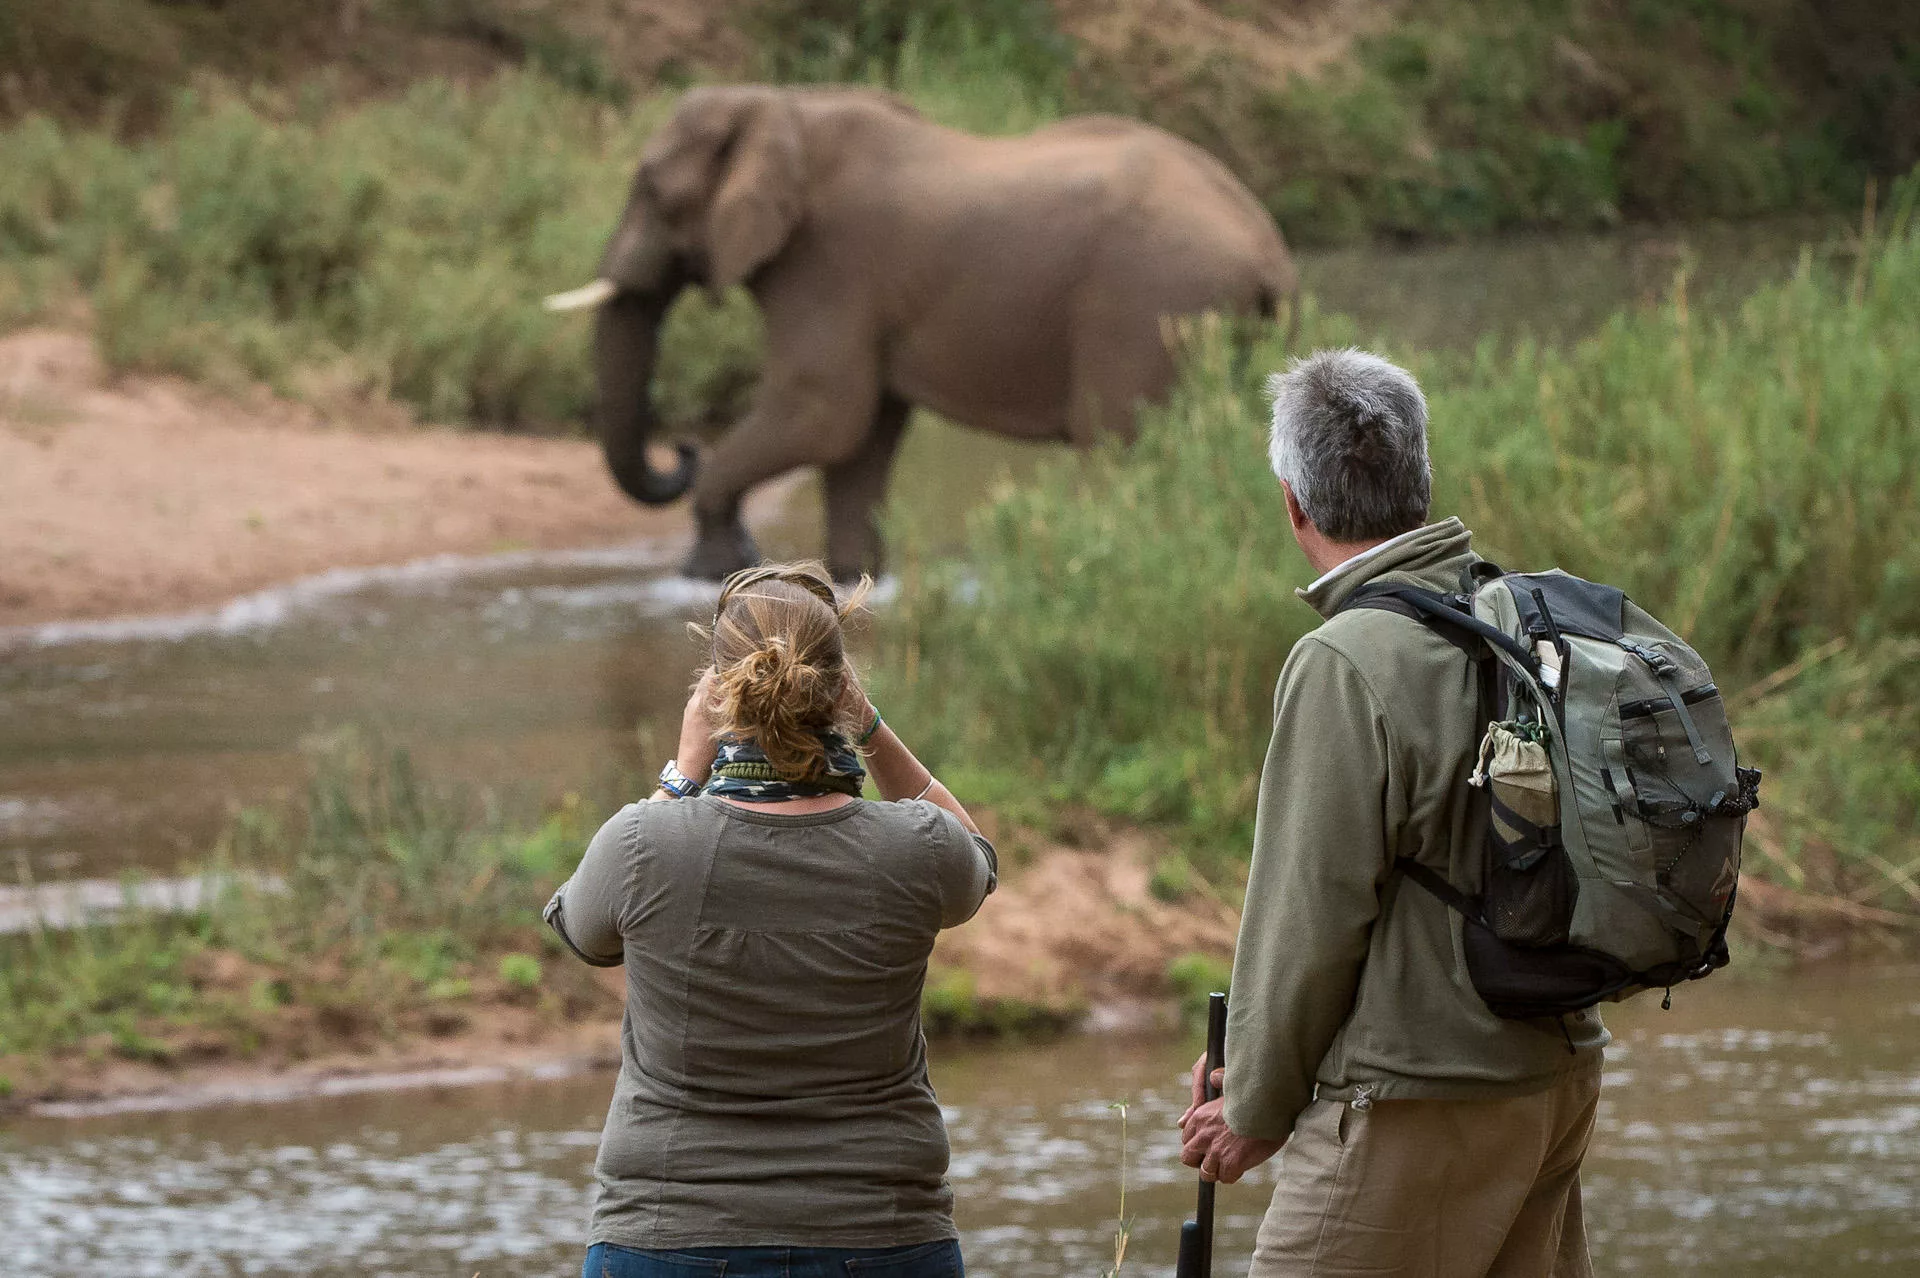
[
  {"xmin": 823, "ymin": 395, "xmax": 910, "ymax": 582},
  {"xmin": 684, "ymin": 362, "xmax": 879, "ymax": 581}
]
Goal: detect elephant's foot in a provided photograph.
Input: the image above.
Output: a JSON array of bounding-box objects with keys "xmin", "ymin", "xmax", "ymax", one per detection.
[
  {"xmin": 681, "ymin": 520, "xmax": 760, "ymax": 581},
  {"xmin": 826, "ymin": 553, "xmax": 880, "ymax": 587}
]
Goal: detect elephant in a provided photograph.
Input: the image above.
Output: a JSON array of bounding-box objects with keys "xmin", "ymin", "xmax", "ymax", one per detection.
[{"xmin": 548, "ymin": 84, "xmax": 1297, "ymax": 581}]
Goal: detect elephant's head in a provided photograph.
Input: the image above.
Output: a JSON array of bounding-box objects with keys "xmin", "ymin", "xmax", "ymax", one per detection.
[{"xmin": 547, "ymin": 86, "xmax": 805, "ymax": 505}]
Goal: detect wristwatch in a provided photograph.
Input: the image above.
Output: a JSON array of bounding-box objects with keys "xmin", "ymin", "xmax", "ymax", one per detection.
[{"xmin": 658, "ymin": 759, "xmax": 703, "ymax": 798}]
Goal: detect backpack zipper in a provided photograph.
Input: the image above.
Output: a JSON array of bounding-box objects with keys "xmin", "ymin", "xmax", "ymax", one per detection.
[
  {"xmin": 1618, "ymin": 640, "xmax": 1714, "ymax": 765},
  {"xmin": 1350, "ymin": 1084, "xmax": 1374, "ymax": 1111},
  {"xmin": 1619, "ymin": 683, "xmax": 1719, "ymax": 719}
]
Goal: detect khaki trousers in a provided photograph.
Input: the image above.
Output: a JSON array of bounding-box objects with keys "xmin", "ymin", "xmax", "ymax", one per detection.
[{"xmin": 1248, "ymin": 1068, "xmax": 1600, "ymax": 1278}]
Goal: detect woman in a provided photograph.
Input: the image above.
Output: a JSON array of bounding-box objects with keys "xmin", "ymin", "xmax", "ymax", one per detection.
[{"xmin": 546, "ymin": 562, "xmax": 996, "ymax": 1278}]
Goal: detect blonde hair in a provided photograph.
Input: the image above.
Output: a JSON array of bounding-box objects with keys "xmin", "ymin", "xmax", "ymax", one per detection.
[{"xmin": 699, "ymin": 561, "xmax": 872, "ymax": 780}]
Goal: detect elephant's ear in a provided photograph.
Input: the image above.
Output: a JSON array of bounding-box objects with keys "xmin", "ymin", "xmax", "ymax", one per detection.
[{"xmin": 707, "ymin": 98, "xmax": 804, "ymax": 292}]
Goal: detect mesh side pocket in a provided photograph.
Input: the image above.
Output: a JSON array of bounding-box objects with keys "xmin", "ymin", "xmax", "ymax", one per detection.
[
  {"xmin": 1473, "ymin": 723, "xmax": 1575, "ymax": 947},
  {"xmin": 1463, "ymin": 916, "xmax": 1633, "ymax": 1019},
  {"xmin": 1484, "ymin": 837, "xmax": 1575, "ymax": 946}
]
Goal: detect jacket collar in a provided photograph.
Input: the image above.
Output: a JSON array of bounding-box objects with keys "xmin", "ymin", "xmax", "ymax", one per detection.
[{"xmin": 1296, "ymin": 517, "xmax": 1475, "ymax": 619}]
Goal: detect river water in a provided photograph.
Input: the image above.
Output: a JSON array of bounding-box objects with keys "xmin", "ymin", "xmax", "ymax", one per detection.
[
  {"xmin": 5, "ymin": 961, "xmax": 1918, "ymax": 1276},
  {"xmin": 5, "ymin": 215, "xmax": 1909, "ymax": 1274}
]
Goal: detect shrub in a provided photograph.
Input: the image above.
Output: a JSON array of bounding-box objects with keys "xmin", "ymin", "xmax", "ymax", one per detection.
[
  {"xmin": 498, "ymin": 953, "xmax": 543, "ymax": 989},
  {"xmin": 1167, "ymin": 952, "xmax": 1233, "ymax": 1025},
  {"xmin": 0, "ymin": 75, "xmax": 691, "ymax": 426}
]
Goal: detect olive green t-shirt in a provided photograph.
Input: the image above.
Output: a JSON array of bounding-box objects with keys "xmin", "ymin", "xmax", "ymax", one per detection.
[{"xmin": 545, "ymin": 795, "xmax": 997, "ymax": 1250}]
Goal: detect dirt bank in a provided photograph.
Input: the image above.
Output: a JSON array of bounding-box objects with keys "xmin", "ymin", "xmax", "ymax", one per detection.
[
  {"xmin": 0, "ymin": 328, "xmax": 694, "ymax": 629},
  {"xmin": 4, "ymin": 826, "xmax": 1237, "ymax": 1115}
]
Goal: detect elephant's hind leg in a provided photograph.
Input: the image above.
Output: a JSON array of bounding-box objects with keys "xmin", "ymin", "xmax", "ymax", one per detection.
[{"xmin": 823, "ymin": 394, "xmax": 910, "ymax": 582}]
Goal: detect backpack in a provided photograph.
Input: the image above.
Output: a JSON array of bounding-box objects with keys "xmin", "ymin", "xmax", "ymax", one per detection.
[{"xmin": 1341, "ymin": 565, "xmax": 1762, "ymax": 1020}]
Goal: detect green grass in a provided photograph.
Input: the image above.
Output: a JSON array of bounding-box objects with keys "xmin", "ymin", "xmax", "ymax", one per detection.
[
  {"xmin": 1166, "ymin": 952, "xmax": 1233, "ymax": 1026},
  {"xmin": 919, "ymin": 965, "xmax": 1082, "ymax": 1038},
  {"xmin": 0, "ymin": 74, "xmax": 681, "ymax": 425},
  {"xmin": 0, "ymin": 30, "xmax": 1057, "ymax": 429},
  {"xmin": 875, "ymin": 179, "xmax": 1920, "ymax": 916},
  {"xmin": 0, "ymin": 735, "xmax": 608, "ymax": 1066},
  {"xmin": 2, "ymin": 3, "xmax": 1913, "ymax": 430},
  {"xmin": 0, "ymin": 734, "xmax": 1085, "ymax": 1078}
]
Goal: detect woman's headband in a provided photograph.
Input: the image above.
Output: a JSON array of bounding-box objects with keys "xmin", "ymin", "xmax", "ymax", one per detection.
[{"xmin": 713, "ymin": 565, "xmax": 839, "ymax": 627}]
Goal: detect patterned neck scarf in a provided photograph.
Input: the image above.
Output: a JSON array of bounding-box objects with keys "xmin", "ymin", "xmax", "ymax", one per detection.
[{"xmin": 704, "ymin": 733, "xmax": 866, "ymax": 801}]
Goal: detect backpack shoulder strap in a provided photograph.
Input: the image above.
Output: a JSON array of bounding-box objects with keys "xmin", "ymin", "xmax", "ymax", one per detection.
[
  {"xmin": 1338, "ymin": 572, "xmax": 1527, "ymax": 928},
  {"xmin": 1393, "ymin": 856, "xmax": 1485, "ymax": 923},
  {"xmin": 1340, "ymin": 581, "xmax": 1540, "ymax": 673},
  {"xmin": 1340, "ymin": 583, "xmax": 1480, "ymax": 660}
]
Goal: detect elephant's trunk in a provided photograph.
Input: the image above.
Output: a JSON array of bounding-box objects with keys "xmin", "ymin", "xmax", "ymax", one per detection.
[{"xmin": 592, "ymin": 284, "xmax": 697, "ymax": 506}]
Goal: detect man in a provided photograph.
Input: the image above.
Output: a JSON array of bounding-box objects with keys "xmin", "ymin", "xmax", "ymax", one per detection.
[{"xmin": 1178, "ymin": 348, "xmax": 1609, "ymax": 1277}]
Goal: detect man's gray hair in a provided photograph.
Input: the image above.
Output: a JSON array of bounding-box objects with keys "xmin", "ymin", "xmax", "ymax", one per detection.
[{"xmin": 1267, "ymin": 348, "xmax": 1431, "ymax": 541}]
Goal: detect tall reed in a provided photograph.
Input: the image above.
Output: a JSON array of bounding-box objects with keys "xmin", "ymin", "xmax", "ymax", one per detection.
[{"xmin": 878, "ymin": 184, "xmax": 1920, "ymax": 909}]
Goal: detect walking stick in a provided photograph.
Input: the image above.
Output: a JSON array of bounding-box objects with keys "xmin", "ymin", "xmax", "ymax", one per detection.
[{"xmin": 1176, "ymin": 991, "xmax": 1228, "ymax": 1278}]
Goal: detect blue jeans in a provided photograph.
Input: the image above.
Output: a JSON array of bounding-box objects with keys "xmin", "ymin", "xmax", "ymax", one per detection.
[{"xmin": 583, "ymin": 1240, "xmax": 964, "ymax": 1278}]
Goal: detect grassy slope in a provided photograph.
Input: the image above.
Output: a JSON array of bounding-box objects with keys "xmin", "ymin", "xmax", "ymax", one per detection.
[
  {"xmin": 1073, "ymin": 0, "xmax": 1920, "ymax": 244},
  {"xmin": 0, "ymin": 1, "xmax": 1915, "ymax": 430}
]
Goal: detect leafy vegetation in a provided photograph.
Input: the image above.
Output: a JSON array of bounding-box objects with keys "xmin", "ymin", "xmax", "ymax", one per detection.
[
  {"xmin": 0, "ymin": 75, "xmax": 713, "ymax": 425},
  {"xmin": 0, "ymin": 737, "xmax": 608, "ymax": 1069},
  {"xmin": 1084, "ymin": 0, "xmax": 1917, "ymax": 244},
  {"xmin": 876, "ymin": 180, "xmax": 1920, "ymax": 918},
  {"xmin": 919, "ymin": 965, "xmax": 1083, "ymax": 1038},
  {"xmin": 0, "ymin": 1, "xmax": 1914, "ymax": 431},
  {"xmin": 1167, "ymin": 952, "xmax": 1233, "ymax": 1025}
]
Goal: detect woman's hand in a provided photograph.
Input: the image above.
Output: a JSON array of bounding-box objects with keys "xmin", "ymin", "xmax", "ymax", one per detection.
[{"xmin": 674, "ymin": 669, "xmax": 722, "ymax": 785}]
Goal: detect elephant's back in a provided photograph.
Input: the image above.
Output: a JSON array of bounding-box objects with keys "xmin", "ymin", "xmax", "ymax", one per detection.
[{"xmin": 1011, "ymin": 114, "xmax": 1293, "ymax": 288}]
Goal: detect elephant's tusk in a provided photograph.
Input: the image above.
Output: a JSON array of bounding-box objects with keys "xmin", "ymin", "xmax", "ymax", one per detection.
[{"xmin": 543, "ymin": 279, "xmax": 619, "ymax": 312}]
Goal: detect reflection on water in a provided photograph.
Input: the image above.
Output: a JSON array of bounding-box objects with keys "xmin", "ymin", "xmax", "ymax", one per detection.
[
  {"xmin": 4, "ymin": 963, "xmax": 1916, "ymax": 1277},
  {"xmin": 0, "ymin": 546, "xmax": 714, "ymax": 882}
]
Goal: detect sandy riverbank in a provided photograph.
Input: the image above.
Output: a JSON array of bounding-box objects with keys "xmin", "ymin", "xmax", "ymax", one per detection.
[{"xmin": 0, "ymin": 328, "xmax": 692, "ymax": 629}]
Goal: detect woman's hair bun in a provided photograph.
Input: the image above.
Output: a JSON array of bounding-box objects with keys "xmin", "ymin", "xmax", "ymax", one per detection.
[{"xmin": 701, "ymin": 562, "xmax": 871, "ymax": 780}]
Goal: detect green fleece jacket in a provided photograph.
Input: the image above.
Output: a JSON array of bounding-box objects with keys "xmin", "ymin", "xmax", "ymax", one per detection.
[{"xmin": 1224, "ymin": 517, "xmax": 1608, "ymax": 1143}]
